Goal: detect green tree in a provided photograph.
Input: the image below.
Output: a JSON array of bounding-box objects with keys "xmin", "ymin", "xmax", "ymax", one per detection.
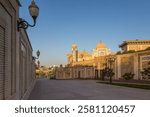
[
  {"xmin": 116, "ymin": 51, "xmax": 121, "ymax": 55},
  {"xmin": 122, "ymin": 50, "xmax": 135, "ymax": 54},
  {"xmin": 36, "ymin": 72, "xmax": 40, "ymax": 77},
  {"xmin": 103, "ymin": 67, "xmax": 115, "ymax": 83}
]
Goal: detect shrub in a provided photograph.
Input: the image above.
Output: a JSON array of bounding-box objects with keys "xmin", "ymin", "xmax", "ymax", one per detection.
[
  {"xmin": 122, "ymin": 72, "xmax": 134, "ymax": 80},
  {"xmin": 141, "ymin": 68, "xmax": 150, "ymax": 79}
]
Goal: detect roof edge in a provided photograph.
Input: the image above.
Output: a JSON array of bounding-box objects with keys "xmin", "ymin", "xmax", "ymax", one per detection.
[{"xmin": 16, "ymin": 0, "xmax": 21, "ymax": 6}]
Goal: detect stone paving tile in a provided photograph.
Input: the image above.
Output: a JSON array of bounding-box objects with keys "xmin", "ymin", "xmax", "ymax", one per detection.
[{"xmin": 28, "ymin": 78, "xmax": 150, "ymax": 100}]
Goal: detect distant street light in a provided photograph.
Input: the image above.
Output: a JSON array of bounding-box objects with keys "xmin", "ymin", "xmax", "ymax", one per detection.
[{"xmin": 17, "ymin": 0, "xmax": 39, "ymax": 31}]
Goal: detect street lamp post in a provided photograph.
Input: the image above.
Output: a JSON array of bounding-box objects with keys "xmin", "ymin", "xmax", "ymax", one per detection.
[
  {"xmin": 37, "ymin": 60, "xmax": 40, "ymax": 68},
  {"xmin": 106, "ymin": 55, "xmax": 116, "ymax": 83},
  {"xmin": 36, "ymin": 50, "xmax": 40, "ymax": 59},
  {"xmin": 17, "ymin": 0, "xmax": 39, "ymax": 31}
]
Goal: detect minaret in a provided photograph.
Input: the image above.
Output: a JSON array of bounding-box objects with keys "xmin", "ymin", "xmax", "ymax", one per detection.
[{"xmin": 72, "ymin": 43, "xmax": 77, "ymax": 63}]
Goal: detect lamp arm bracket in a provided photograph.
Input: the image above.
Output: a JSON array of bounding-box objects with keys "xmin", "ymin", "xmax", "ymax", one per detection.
[{"xmin": 17, "ymin": 18, "xmax": 36, "ymax": 31}]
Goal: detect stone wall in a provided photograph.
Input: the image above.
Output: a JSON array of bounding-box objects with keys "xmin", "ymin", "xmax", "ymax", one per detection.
[
  {"xmin": 128, "ymin": 44, "xmax": 150, "ymax": 51},
  {"xmin": 57, "ymin": 50, "xmax": 150, "ymax": 81},
  {"xmin": 0, "ymin": 0, "xmax": 36, "ymax": 99},
  {"xmin": 0, "ymin": 0, "xmax": 19, "ymax": 100},
  {"xmin": 115, "ymin": 50, "xmax": 150, "ymax": 80},
  {"xmin": 19, "ymin": 29, "xmax": 35, "ymax": 99},
  {"xmin": 56, "ymin": 66, "xmax": 95, "ymax": 79},
  {"xmin": 120, "ymin": 55, "xmax": 134, "ymax": 76}
]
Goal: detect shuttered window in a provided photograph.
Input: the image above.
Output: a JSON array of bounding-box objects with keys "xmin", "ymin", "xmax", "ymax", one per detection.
[
  {"xmin": 4, "ymin": 23, "xmax": 10, "ymax": 99},
  {"xmin": 0, "ymin": 22, "xmax": 10, "ymax": 99},
  {"xmin": 0, "ymin": 1, "xmax": 16, "ymax": 99},
  {"xmin": 0, "ymin": 25, "xmax": 5, "ymax": 99}
]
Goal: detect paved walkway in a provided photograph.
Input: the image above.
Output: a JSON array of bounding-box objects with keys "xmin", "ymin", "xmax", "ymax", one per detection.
[{"xmin": 28, "ymin": 78, "xmax": 150, "ymax": 100}]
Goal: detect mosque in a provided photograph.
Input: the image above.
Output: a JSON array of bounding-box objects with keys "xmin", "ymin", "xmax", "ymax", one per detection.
[
  {"xmin": 56, "ymin": 40, "xmax": 150, "ymax": 81},
  {"xmin": 67, "ymin": 41, "xmax": 111, "ymax": 67}
]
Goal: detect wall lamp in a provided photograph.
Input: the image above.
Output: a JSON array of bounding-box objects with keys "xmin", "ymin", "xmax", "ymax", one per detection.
[
  {"xmin": 32, "ymin": 50, "xmax": 40, "ymax": 61},
  {"xmin": 17, "ymin": 0, "xmax": 39, "ymax": 31}
]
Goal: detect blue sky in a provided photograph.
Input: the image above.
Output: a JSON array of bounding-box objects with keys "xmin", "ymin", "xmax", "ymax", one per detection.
[{"xmin": 20, "ymin": 0, "xmax": 150, "ymax": 67}]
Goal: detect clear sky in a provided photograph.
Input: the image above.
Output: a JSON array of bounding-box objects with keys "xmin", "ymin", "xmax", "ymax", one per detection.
[{"xmin": 20, "ymin": 0, "xmax": 150, "ymax": 67}]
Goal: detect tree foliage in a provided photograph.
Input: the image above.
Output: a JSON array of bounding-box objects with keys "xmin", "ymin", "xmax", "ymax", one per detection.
[
  {"xmin": 116, "ymin": 51, "xmax": 122, "ymax": 55},
  {"xmin": 103, "ymin": 67, "xmax": 115, "ymax": 78},
  {"xmin": 122, "ymin": 50, "xmax": 135, "ymax": 54}
]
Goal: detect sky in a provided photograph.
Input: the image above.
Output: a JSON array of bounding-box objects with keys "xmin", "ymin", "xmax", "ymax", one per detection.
[{"xmin": 20, "ymin": 0, "xmax": 150, "ymax": 67}]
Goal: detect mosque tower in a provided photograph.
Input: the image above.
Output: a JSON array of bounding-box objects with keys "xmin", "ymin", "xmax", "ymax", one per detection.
[{"xmin": 72, "ymin": 43, "xmax": 78, "ymax": 63}]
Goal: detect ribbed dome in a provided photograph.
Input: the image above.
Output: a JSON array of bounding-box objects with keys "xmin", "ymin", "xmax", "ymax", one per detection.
[{"xmin": 96, "ymin": 42, "xmax": 106, "ymax": 49}]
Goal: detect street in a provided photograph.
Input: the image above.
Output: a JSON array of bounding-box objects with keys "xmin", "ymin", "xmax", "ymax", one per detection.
[{"xmin": 28, "ymin": 78, "xmax": 150, "ymax": 100}]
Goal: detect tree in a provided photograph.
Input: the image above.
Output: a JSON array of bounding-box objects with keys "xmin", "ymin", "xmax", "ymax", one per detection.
[
  {"xmin": 36, "ymin": 72, "xmax": 40, "ymax": 77},
  {"xmin": 122, "ymin": 50, "xmax": 135, "ymax": 54},
  {"xmin": 103, "ymin": 67, "xmax": 115, "ymax": 83}
]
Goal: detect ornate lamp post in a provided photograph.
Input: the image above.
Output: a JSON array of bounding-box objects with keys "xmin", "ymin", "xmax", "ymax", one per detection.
[
  {"xmin": 106, "ymin": 55, "xmax": 116, "ymax": 83},
  {"xmin": 17, "ymin": 0, "xmax": 39, "ymax": 31},
  {"xmin": 37, "ymin": 60, "xmax": 40, "ymax": 68}
]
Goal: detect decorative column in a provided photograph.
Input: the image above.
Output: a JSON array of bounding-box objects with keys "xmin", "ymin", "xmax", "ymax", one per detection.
[
  {"xmin": 117, "ymin": 55, "xmax": 121, "ymax": 79},
  {"xmin": 134, "ymin": 53, "xmax": 139, "ymax": 80}
]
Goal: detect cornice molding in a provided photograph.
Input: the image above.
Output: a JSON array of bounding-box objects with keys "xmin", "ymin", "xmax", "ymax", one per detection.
[{"xmin": 119, "ymin": 40, "xmax": 150, "ymax": 47}]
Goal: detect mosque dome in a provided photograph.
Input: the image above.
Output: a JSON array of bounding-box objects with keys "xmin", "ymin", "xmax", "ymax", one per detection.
[{"xmin": 96, "ymin": 41, "xmax": 106, "ymax": 49}]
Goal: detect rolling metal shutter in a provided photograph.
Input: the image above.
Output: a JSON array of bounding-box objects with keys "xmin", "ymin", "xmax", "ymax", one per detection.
[
  {"xmin": 0, "ymin": 24, "xmax": 10, "ymax": 99},
  {"xmin": 0, "ymin": 2, "xmax": 13, "ymax": 100},
  {"xmin": 0, "ymin": 25, "xmax": 5, "ymax": 99},
  {"xmin": 4, "ymin": 23, "xmax": 10, "ymax": 99}
]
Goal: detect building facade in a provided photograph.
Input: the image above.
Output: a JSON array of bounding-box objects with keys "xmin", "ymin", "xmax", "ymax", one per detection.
[
  {"xmin": 56, "ymin": 42, "xmax": 110, "ymax": 79},
  {"xmin": 67, "ymin": 42, "xmax": 111, "ymax": 66},
  {"xmin": 19, "ymin": 29, "xmax": 36, "ymax": 99},
  {"xmin": 119, "ymin": 40, "xmax": 150, "ymax": 52},
  {"xmin": 57, "ymin": 40, "xmax": 150, "ymax": 81},
  {"xmin": 56, "ymin": 65, "xmax": 95, "ymax": 79},
  {"xmin": 114, "ymin": 50, "xmax": 150, "ymax": 80},
  {"xmin": 0, "ymin": 0, "xmax": 36, "ymax": 99},
  {"xmin": 92, "ymin": 42, "xmax": 111, "ymax": 58}
]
